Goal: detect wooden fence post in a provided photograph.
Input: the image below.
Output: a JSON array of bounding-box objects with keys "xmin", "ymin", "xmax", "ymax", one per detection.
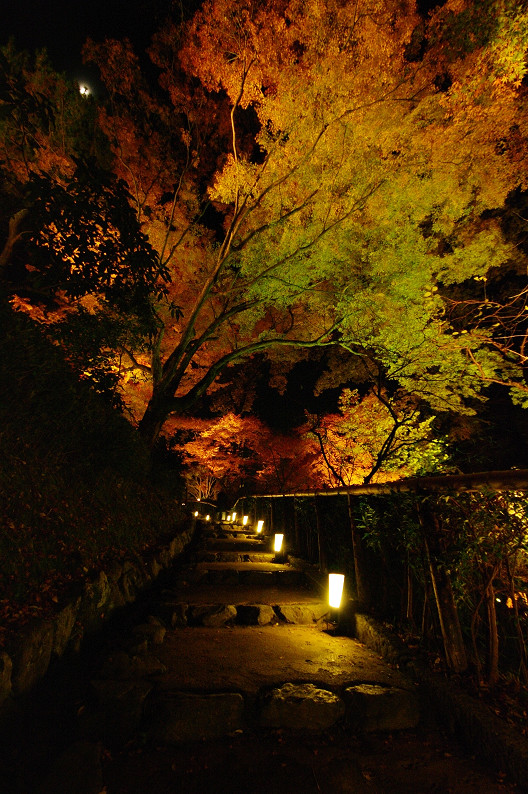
[
  {"xmin": 418, "ymin": 501, "xmax": 468, "ymax": 673},
  {"xmin": 292, "ymin": 496, "xmax": 301, "ymax": 554},
  {"xmin": 347, "ymin": 493, "xmax": 372, "ymax": 612},
  {"xmin": 314, "ymin": 496, "xmax": 327, "ymax": 572}
]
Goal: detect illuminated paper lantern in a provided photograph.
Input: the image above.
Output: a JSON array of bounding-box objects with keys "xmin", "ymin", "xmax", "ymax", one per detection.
[{"xmin": 328, "ymin": 573, "xmax": 345, "ymax": 609}]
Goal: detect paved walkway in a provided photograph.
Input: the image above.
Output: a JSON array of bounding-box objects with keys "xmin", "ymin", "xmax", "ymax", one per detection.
[
  {"xmin": 2, "ymin": 518, "xmax": 521, "ymax": 793},
  {"xmin": 141, "ymin": 521, "xmax": 413, "ymax": 696}
]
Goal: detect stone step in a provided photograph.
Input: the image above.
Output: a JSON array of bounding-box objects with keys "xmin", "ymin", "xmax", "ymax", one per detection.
[
  {"xmin": 204, "ymin": 532, "xmax": 263, "ymax": 543},
  {"xmin": 189, "ymin": 567, "xmax": 308, "ymax": 587},
  {"xmin": 82, "ymin": 676, "xmax": 420, "ymax": 747},
  {"xmin": 195, "ymin": 560, "xmax": 298, "ymax": 571},
  {"xmin": 199, "ymin": 538, "xmax": 269, "ymax": 552},
  {"xmin": 153, "ymin": 600, "xmax": 330, "ymax": 627},
  {"xmin": 203, "ymin": 526, "xmax": 261, "ymax": 537},
  {"xmin": 193, "ymin": 551, "xmax": 275, "ymax": 564}
]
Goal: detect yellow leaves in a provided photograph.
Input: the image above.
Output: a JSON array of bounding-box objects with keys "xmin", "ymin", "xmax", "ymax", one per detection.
[
  {"xmin": 444, "ymin": 0, "xmax": 467, "ymax": 12},
  {"xmin": 208, "ymin": 154, "xmax": 259, "ymax": 204}
]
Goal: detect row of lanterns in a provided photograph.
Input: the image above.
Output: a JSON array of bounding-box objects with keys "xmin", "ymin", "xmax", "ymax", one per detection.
[{"xmin": 191, "ymin": 506, "xmax": 346, "ymax": 610}]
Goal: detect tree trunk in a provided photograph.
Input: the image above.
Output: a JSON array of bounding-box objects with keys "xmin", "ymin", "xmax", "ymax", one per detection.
[
  {"xmin": 419, "ymin": 503, "xmax": 468, "ymax": 673},
  {"xmin": 347, "ymin": 493, "xmax": 372, "ymax": 611},
  {"xmin": 505, "ymin": 557, "xmax": 528, "ymax": 685},
  {"xmin": 406, "ymin": 560, "xmax": 414, "ymax": 625},
  {"xmin": 470, "ymin": 600, "xmax": 484, "ymax": 685},
  {"xmin": 486, "ymin": 581, "xmax": 499, "ymax": 687},
  {"xmin": 0, "ymin": 209, "xmax": 28, "ymax": 274},
  {"xmin": 138, "ymin": 395, "xmax": 171, "ymax": 448}
]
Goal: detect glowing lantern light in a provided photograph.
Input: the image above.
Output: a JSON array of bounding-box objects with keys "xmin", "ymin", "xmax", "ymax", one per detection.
[
  {"xmin": 257, "ymin": 520, "xmax": 264, "ymax": 533},
  {"xmin": 197, "ymin": 497, "xmax": 201, "ymax": 502},
  {"xmin": 274, "ymin": 534, "xmax": 284, "ymax": 553},
  {"xmin": 205, "ymin": 514, "xmax": 210, "ymax": 521},
  {"xmin": 243, "ymin": 515, "xmax": 249, "ymax": 526},
  {"xmin": 194, "ymin": 511, "xmax": 199, "ymax": 517},
  {"xmin": 79, "ymin": 84, "xmax": 90, "ymax": 96},
  {"xmin": 328, "ymin": 574, "xmax": 345, "ymax": 609},
  {"xmin": 232, "ymin": 512, "xmax": 237, "ymax": 521},
  {"xmin": 226, "ymin": 514, "xmax": 231, "ymax": 522}
]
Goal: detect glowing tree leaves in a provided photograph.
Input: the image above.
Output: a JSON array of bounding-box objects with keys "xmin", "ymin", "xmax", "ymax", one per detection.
[
  {"xmin": 26, "ymin": 161, "xmax": 163, "ymax": 310},
  {"xmin": 6, "ymin": 0, "xmax": 528, "ymax": 449},
  {"xmin": 168, "ymin": 0, "xmax": 528, "ymax": 436},
  {"xmin": 178, "ymin": 411, "xmax": 322, "ymax": 498},
  {"xmin": 0, "ymin": 45, "xmax": 168, "ymax": 404},
  {"xmin": 306, "ymin": 384, "xmax": 450, "ymax": 487}
]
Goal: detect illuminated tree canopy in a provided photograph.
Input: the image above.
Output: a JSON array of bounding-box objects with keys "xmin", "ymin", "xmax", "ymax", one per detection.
[{"xmin": 2, "ymin": 0, "xmax": 528, "ymax": 471}]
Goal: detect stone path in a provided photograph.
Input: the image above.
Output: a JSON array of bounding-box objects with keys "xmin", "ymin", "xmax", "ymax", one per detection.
[
  {"xmin": 78, "ymin": 518, "xmax": 420, "ymax": 749},
  {"xmin": 1, "ymin": 518, "xmax": 521, "ymax": 793}
]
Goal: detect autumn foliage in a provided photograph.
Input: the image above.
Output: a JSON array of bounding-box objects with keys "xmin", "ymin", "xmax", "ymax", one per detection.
[{"xmin": 2, "ymin": 0, "xmax": 528, "ymax": 476}]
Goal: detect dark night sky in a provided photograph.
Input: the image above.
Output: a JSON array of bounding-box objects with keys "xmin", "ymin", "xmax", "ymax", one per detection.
[
  {"xmin": 3, "ymin": 1, "xmax": 440, "ymax": 93},
  {"xmin": 2, "ymin": 0, "xmax": 180, "ymax": 89},
  {"xmin": 3, "ymin": 1, "xmax": 440, "ymax": 72}
]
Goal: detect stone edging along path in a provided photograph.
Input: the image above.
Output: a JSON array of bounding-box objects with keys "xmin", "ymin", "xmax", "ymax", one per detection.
[
  {"xmin": 354, "ymin": 613, "xmax": 528, "ymax": 790},
  {"xmin": 0, "ymin": 520, "xmax": 196, "ymax": 717}
]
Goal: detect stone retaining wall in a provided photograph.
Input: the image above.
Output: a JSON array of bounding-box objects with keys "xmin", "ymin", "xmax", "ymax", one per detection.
[
  {"xmin": 0, "ymin": 520, "xmax": 196, "ymax": 717},
  {"xmin": 353, "ymin": 613, "xmax": 528, "ymax": 789}
]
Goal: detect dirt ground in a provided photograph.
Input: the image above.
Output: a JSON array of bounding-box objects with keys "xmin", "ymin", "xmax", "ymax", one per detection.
[
  {"xmin": 102, "ymin": 723, "xmax": 522, "ymax": 793},
  {"xmin": 151, "ymin": 624, "xmax": 413, "ymax": 694},
  {"xmin": 95, "ymin": 624, "xmax": 524, "ymax": 793}
]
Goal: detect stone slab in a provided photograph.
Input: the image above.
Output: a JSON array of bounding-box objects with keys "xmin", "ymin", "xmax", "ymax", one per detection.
[
  {"xmin": 345, "ymin": 683, "xmax": 420, "ymax": 732},
  {"xmin": 160, "ymin": 583, "xmax": 325, "ymax": 605},
  {"xmin": 196, "ymin": 561, "xmax": 299, "ymax": 572},
  {"xmin": 236, "ymin": 604, "xmax": 277, "ymax": 625},
  {"xmin": 84, "ymin": 680, "xmax": 154, "ymax": 746},
  {"xmin": 276, "ymin": 603, "xmax": 329, "ymax": 624},
  {"xmin": 146, "ymin": 691, "xmax": 245, "ymax": 743},
  {"xmin": 9, "ymin": 620, "xmax": 54, "ymax": 694},
  {"xmin": 203, "ymin": 539, "xmax": 268, "ymax": 552},
  {"xmin": 260, "ymin": 683, "xmax": 345, "ymax": 730},
  {"xmin": 189, "ymin": 604, "xmax": 237, "ymax": 626}
]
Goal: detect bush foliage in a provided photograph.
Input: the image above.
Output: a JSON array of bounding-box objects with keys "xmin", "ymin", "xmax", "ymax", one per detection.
[{"xmin": 0, "ymin": 302, "xmax": 184, "ymax": 639}]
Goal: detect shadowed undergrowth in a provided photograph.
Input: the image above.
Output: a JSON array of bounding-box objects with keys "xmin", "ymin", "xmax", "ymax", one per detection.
[{"xmin": 0, "ymin": 302, "xmax": 184, "ymax": 641}]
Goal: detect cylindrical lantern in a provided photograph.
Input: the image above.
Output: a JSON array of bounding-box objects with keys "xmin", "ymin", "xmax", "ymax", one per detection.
[
  {"xmin": 232, "ymin": 512, "xmax": 237, "ymax": 521},
  {"xmin": 194, "ymin": 511, "xmax": 199, "ymax": 517},
  {"xmin": 274, "ymin": 534, "xmax": 284, "ymax": 553},
  {"xmin": 243, "ymin": 515, "xmax": 249, "ymax": 526},
  {"xmin": 328, "ymin": 573, "xmax": 345, "ymax": 609},
  {"xmin": 257, "ymin": 520, "xmax": 264, "ymax": 533},
  {"xmin": 205, "ymin": 514, "xmax": 210, "ymax": 521}
]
